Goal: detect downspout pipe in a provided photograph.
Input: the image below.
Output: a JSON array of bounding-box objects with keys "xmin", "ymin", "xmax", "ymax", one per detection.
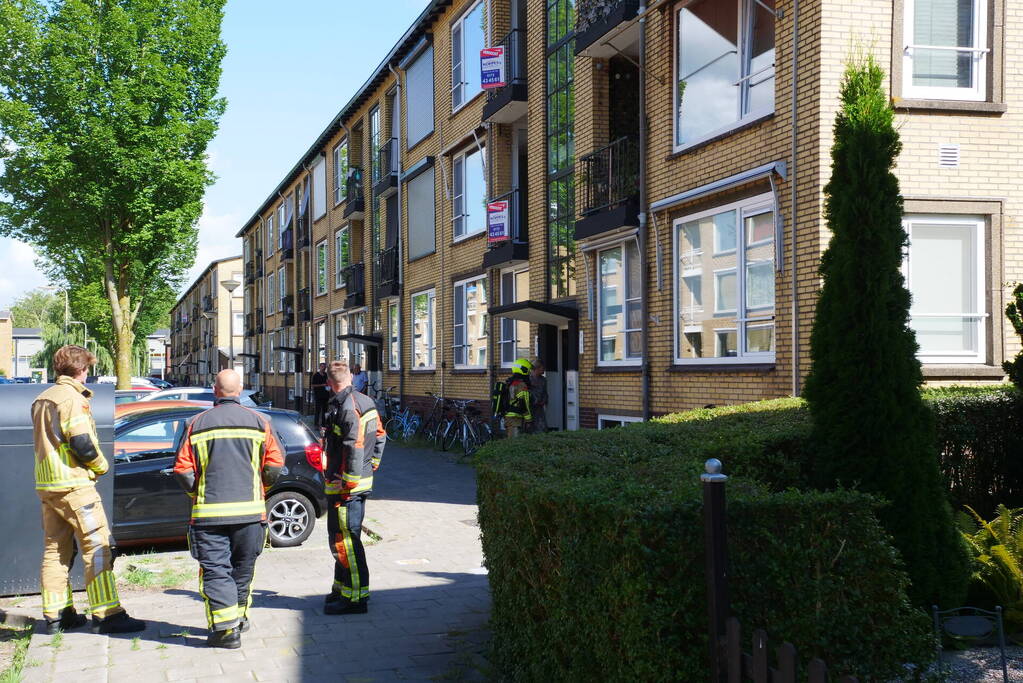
[
  {"xmin": 639, "ymin": 1, "xmax": 651, "ymax": 421},
  {"xmin": 789, "ymin": 0, "xmax": 801, "ymax": 396},
  {"xmin": 388, "ymin": 63, "xmax": 406, "ymax": 406}
]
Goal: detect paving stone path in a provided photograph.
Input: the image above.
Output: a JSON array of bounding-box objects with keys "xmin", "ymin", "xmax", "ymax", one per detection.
[{"xmin": 17, "ymin": 444, "xmax": 491, "ymax": 682}]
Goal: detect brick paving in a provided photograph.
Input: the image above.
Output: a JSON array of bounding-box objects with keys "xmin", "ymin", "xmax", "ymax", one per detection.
[{"xmin": 16, "ymin": 444, "xmax": 491, "ymax": 682}]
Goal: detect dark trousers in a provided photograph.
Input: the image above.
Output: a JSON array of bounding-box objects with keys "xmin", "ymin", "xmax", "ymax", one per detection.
[
  {"xmin": 326, "ymin": 494, "xmax": 369, "ymax": 602},
  {"xmin": 314, "ymin": 396, "xmax": 329, "ymax": 429},
  {"xmin": 189, "ymin": 522, "xmax": 266, "ymax": 631}
]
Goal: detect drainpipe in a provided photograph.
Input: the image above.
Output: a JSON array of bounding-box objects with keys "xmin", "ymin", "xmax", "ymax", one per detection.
[
  {"xmin": 789, "ymin": 0, "xmax": 801, "ymax": 396},
  {"xmin": 638, "ymin": 1, "xmax": 651, "ymax": 421},
  {"xmin": 388, "ymin": 63, "xmax": 406, "ymax": 406}
]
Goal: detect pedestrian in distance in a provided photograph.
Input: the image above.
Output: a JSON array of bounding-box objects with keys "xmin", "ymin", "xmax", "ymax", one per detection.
[
  {"xmin": 311, "ymin": 362, "xmax": 330, "ymax": 430},
  {"xmin": 31, "ymin": 345, "xmax": 146, "ymax": 635},
  {"xmin": 322, "ymin": 361, "xmax": 386, "ymax": 615},
  {"xmin": 528, "ymin": 359, "xmax": 548, "ymax": 434},
  {"xmin": 351, "ymin": 362, "xmax": 368, "ymax": 394},
  {"xmin": 172, "ymin": 369, "xmax": 284, "ymax": 648}
]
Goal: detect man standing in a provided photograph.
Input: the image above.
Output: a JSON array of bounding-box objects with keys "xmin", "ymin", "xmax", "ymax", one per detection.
[
  {"xmin": 528, "ymin": 359, "xmax": 548, "ymax": 434},
  {"xmin": 311, "ymin": 362, "xmax": 330, "ymax": 430},
  {"xmin": 32, "ymin": 345, "xmax": 145, "ymax": 635},
  {"xmin": 173, "ymin": 369, "xmax": 283, "ymax": 648},
  {"xmin": 322, "ymin": 361, "xmax": 385, "ymax": 615},
  {"xmin": 351, "ymin": 362, "xmax": 368, "ymax": 394}
]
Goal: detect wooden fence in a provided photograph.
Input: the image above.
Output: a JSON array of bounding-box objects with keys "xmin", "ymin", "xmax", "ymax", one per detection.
[{"xmin": 724, "ymin": 617, "xmax": 859, "ymax": 683}]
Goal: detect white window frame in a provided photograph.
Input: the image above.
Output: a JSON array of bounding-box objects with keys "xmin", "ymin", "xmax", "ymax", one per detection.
[
  {"xmin": 268, "ymin": 333, "xmax": 276, "ymax": 373},
  {"xmin": 452, "ymin": 144, "xmax": 487, "ymax": 241},
  {"xmin": 411, "ymin": 288, "xmax": 437, "ymax": 370},
  {"xmin": 597, "ymin": 415, "xmax": 643, "ymax": 429},
  {"xmin": 278, "ymin": 266, "xmax": 286, "ymax": 309},
  {"xmin": 451, "ymin": 0, "xmax": 488, "ymax": 113},
  {"xmin": 902, "ymin": 0, "xmax": 987, "ymax": 101},
  {"xmin": 596, "ymin": 241, "xmax": 642, "ymax": 366},
  {"xmin": 266, "ymin": 215, "xmax": 275, "ymax": 256},
  {"xmin": 673, "ymin": 0, "xmax": 777, "ymax": 152},
  {"xmin": 902, "ymin": 214, "xmax": 986, "ymax": 364},
  {"xmin": 277, "ymin": 204, "xmax": 286, "ymax": 248},
  {"xmin": 333, "ymin": 140, "xmax": 349, "ymax": 206},
  {"xmin": 315, "ymin": 240, "xmax": 328, "ymax": 296},
  {"xmin": 266, "ymin": 272, "xmax": 275, "ymax": 314},
  {"xmin": 388, "ymin": 301, "xmax": 400, "ymax": 371},
  {"xmin": 335, "ymin": 226, "xmax": 350, "ymax": 289},
  {"xmin": 498, "ymin": 266, "xmax": 529, "ymax": 368},
  {"xmin": 453, "ymin": 275, "xmax": 488, "ymax": 369},
  {"xmin": 673, "ymin": 192, "xmax": 777, "ymax": 365}
]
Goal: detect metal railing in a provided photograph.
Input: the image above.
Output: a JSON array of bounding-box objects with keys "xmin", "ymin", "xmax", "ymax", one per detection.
[
  {"xmin": 375, "ymin": 138, "xmax": 398, "ymax": 184},
  {"xmin": 254, "ymin": 251, "xmax": 263, "ymax": 276},
  {"xmin": 377, "ymin": 245, "xmax": 399, "ymax": 287},
  {"xmin": 486, "ymin": 29, "xmax": 526, "ymax": 105},
  {"xmin": 255, "ymin": 308, "xmax": 264, "ymax": 334},
  {"xmin": 280, "ymin": 228, "xmax": 294, "ymax": 258},
  {"xmin": 345, "ymin": 167, "xmax": 364, "ymax": 206},
  {"xmin": 578, "ymin": 136, "xmax": 640, "ymax": 216},
  {"xmin": 298, "ymin": 287, "xmax": 311, "ymax": 322},
  {"xmin": 487, "ymin": 188, "xmax": 523, "ymax": 243},
  {"xmin": 202, "ymin": 295, "xmax": 214, "ymax": 312},
  {"xmin": 576, "ymin": 0, "xmax": 639, "ymax": 34},
  {"xmin": 342, "ymin": 262, "xmax": 365, "ymax": 296}
]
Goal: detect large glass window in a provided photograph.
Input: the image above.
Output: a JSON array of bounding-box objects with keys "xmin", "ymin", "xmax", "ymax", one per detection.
[
  {"xmin": 453, "ymin": 145, "xmax": 487, "ymax": 240},
  {"xmin": 334, "ymin": 315, "xmax": 344, "ymax": 359},
  {"xmin": 675, "ymin": 194, "xmax": 775, "ymax": 363},
  {"xmin": 904, "ymin": 215, "xmax": 985, "ymax": 362},
  {"xmin": 266, "ymin": 272, "xmax": 275, "ymax": 314},
  {"xmin": 598, "ymin": 241, "xmax": 642, "ymax": 364},
  {"xmin": 547, "ymin": 0, "xmax": 575, "ymax": 299},
  {"xmin": 388, "ymin": 302, "xmax": 400, "ymax": 370},
  {"xmin": 408, "ymin": 166, "xmax": 436, "ymax": 259},
  {"xmin": 903, "ymin": 0, "xmax": 986, "ymax": 101},
  {"xmin": 411, "ymin": 290, "xmax": 436, "ymax": 369},
  {"xmin": 315, "ymin": 241, "xmax": 328, "ymax": 296},
  {"xmin": 452, "ymin": 0, "xmax": 487, "ymax": 110},
  {"xmin": 266, "ymin": 215, "xmax": 275, "ymax": 256},
  {"xmin": 675, "ymin": 0, "xmax": 776, "ymax": 147},
  {"xmin": 499, "ymin": 268, "xmax": 531, "ymax": 366},
  {"xmin": 278, "ymin": 266, "xmax": 286, "ymax": 313},
  {"xmin": 406, "ymin": 46, "xmax": 435, "ymax": 147},
  {"xmin": 335, "ymin": 227, "xmax": 350, "ymax": 289},
  {"xmin": 346, "ymin": 312, "xmax": 366, "ymax": 369},
  {"xmin": 333, "ymin": 140, "xmax": 348, "ymax": 205},
  {"xmin": 454, "ymin": 276, "xmax": 488, "ymax": 367}
]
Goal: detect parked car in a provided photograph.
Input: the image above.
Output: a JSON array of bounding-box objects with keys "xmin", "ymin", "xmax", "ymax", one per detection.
[
  {"xmin": 115, "ymin": 389, "xmax": 162, "ymax": 404},
  {"xmin": 115, "ymin": 399, "xmax": 213, "ymax": 419},
  {"xmin": 0, "ymin": 376, "xmax": 13, "ymax": 384},
  {"xmin": 94, "ymin": 375, "xmax": 158, "ymax": 388},
  {"xmin": 112, "ymin": 405, "xmax": 325, "ymax": 547},
  {"xmin": 138, "ymin": 387, "xmax": 262, "ymax": 406},
  {"xmin": 146, "ymin": 378, "xmax": 174, "ymax": 389}
]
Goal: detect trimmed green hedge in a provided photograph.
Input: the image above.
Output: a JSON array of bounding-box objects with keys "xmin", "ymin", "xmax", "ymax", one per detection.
[{"xmin": 476, "ymin": 401, "xmax": 931, "ymax": 681}]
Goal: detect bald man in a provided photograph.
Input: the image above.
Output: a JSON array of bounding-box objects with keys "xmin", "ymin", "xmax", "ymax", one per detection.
[{"xmin": 174, "ymin": 370, "xmax": 284, "ymax": 648}]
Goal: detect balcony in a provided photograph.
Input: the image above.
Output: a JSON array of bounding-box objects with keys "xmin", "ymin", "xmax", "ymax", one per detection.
[
  {"xmin": 482, "ymin": 188, "xmax": 529, "ymax": 269},
  {"xmin": 255, "ymin": 308, "xmax": 264, "ymax": 334},
  {"xmin": 575, "ymin": 137, "xmax": 640, "ymax": 241},
  {"xmin": 376, "ymin": 246, "xmax": 400, "ymax": 300},
  {"xmin": 342, "ymin": 262, "xmax": 365, "ymax": 309},
  {"xmin": 297, "ymin": 220, "xmax": 311, "ymax": 250},
  {"xmin": 281, "ymin": 294, "xmax": 295, "ymax": 327},
  {"xmin": 245, "ymin": 313, "xmax": 255, "ymax": 337},
  {"xmin": 575, "ymin": 0, "xmax": 641, "ymax": 58},
  {"xmin": 298, "ymin": 287, "xmax": 311, "ymax": 322},
  {"xmin": 343, "ymin": 167, "xmax": 365, "ymax": 220},
  {"xmin": 373, "ymin": 139, "xmax": 399, "ymax": 198},
  {"xmin": 482, "ymin": 30, "xmax": 528, "ymax": 124},
  {"xmin": 245, "ymin": 261, "xmax": 254, "ymax": 282},
  {"xmin": 202, "ymin": 295, "xmax": 214, "ymax": 313},
  {"xmin": 255, "ymin": 251, "xmax": 264, "ymax": 276},
  {"xmin": 280, "ymin": 228, "xmax": 295, "ymax": 260}
]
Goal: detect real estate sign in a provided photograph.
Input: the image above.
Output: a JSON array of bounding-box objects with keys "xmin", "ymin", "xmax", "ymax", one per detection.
[
  {"xmin": 488, "ymin": 200, "xmax": 510, "ymax": 243},
  {"xmin": 480, "ymin": 47, "xmax": 506, "ymax": 89}
]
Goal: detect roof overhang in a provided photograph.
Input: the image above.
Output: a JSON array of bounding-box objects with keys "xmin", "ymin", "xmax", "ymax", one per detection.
[
  {"xmin": 487, "ymin": 300, "xmax": 578, "ymax": 326},
  {"xmin": 337, "ymin": 334, "xmax": 383, "ymax": 347}
]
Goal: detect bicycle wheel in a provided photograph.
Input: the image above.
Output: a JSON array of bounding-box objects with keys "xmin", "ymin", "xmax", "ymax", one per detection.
[
  {"xmin": 385, "ymin": 418, "xmax": 407, "ymax": 442},
  {"xmin": 443, "ymin": 420, "xmax": 461, "ymax": 452},
  {"xmin": 462, "ymin": 423, "xmax": 480, "ymax": 457}
]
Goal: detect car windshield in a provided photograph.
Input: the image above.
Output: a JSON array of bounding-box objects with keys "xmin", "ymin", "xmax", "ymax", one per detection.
[{"xmin": 263, "ymin": 412, "xmax": 313, "ymax": 449}]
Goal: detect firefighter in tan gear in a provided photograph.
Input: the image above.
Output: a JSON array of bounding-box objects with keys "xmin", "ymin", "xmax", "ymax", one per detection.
[{"xmin": 32, "ymin": 345, "xmax": 145, "ymax": 635}]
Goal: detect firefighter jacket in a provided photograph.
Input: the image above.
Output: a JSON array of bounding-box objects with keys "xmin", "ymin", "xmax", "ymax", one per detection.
[
  {"xmin": 173, "ymin": 397, "xmax": 284, "ymax": 526},
  {"xmin": 323, "ymin": 386, "xmax": 386, "ymax": 497},
  {"xmin": 32, "ymin": 376, "xmax": 109, "ymax": 492},
  {"xmin": 504, "ymin": 375, "xmax": 533, "ymax": 421}
]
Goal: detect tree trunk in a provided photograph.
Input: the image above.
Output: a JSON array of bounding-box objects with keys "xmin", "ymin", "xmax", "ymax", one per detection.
[
  {"xmin": 103, "ymin": 247, "xmax": 136, "ymax": 390},
  {"xmin": 115, "ymin": 321, "xmax": 134, "ymax": 390}
]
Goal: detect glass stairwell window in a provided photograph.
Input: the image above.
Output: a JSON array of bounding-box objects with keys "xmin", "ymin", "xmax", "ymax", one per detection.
[{"xmin": 598, "ymin": 241, "xmax": 641, "ymax": 364}]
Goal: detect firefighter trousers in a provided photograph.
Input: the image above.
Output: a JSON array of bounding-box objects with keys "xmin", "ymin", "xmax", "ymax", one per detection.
[
  {"xmin": 38, "ymin": 486, "xmax": 122, "ymax": 621},
  {"xmin": 188, "ymin": 522, "xmax": 267, "ymax": 632},
  {"xmin": 327, "ymin": 494, "xmax": 369, "ymax": 602}
]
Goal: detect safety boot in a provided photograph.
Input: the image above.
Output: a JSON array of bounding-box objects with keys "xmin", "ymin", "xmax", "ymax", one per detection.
[
  {"xmin": 91, "ymin": 611, "xmax": 146, "ymax": 634},
  {"xmin": 324, "ymin": 598, "xmax": 368, "ymax": 615},
  {"xmin": 45, "ymin": 607, "xmax": 88, "ymax": 635},
  {"xmin": 238, "ymin": 617, "xmax": 250, "ymax": 633},
  {"xmin": 207, "ymin": 628, "xmax": 241, "ymax": 649}
]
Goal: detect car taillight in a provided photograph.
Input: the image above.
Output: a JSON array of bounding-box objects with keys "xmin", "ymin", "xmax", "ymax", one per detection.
[{"xmin": 305, "ymin": 442, "xmax": 324, "ymax": 471}]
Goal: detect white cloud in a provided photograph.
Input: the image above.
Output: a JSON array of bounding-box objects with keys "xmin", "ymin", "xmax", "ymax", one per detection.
[{"xmin": 0, "ymin": 238, "xmax": 51, "ymax": 309}]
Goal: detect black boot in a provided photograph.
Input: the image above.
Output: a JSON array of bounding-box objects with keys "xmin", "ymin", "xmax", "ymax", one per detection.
[
  {"xmin": 324, "ymin": 598, "xmax": 368, "ymax": 615},
  {"xmin": 207, "ymin": 628, "xmax": 241, "ymax": 649},
  {"xmin": 323, "ymin": 592, "xmax": 342, "ymax": 607},
  {"xmin": 238, "ymin": 617, "xmax": 250, "ymax": 633},
  {"xmin": 91, "ymin": 611, "xmax": 146, "ymax": 634},
  {"xmin": 45, "ymin": 607, "xmax": 88, "ymax": 635}
]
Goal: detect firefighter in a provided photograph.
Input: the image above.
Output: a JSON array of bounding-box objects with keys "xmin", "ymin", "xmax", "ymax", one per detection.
[
  {"xmin": 32, "ymin": 345, "xmax": 145, "ymax": 635},
  {"xmin": 322, "ymin": 360, "xmax": 385, "ymax": 615},
  {"xmin": 173, "ymin": 369, "xmax": 283, "ymax": 648},
  {"xmin": 503, "ymin": 358, "xmax": 534, "ymax": 438}
]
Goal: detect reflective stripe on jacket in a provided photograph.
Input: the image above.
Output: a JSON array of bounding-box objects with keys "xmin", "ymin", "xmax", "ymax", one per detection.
[
  {"xmin": 173, "ymin": 398, "xmax": 284, "ymax": 525},
  {"xmin": 503, "ymin": 375, "xmax": 532, "ymax": 421},
  {"xmin": 324, "ymin": 387, "xmax": 386, "ymax": 496},
  {"xmin": 31, "ymin": 376, "xmax": 108, "ymax": 492}
]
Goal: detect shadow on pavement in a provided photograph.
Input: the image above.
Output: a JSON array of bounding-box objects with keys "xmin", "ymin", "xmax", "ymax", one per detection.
[{"xmin": 369, "ymin": 445, "xmax": 479, "ymax": 506}]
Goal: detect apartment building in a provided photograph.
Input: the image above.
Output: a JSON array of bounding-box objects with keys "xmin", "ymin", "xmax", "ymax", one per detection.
[
  {"xmin": 238, "ymin": 0, "xmax": 1018, "ymax": 426},
  {"xmin": 169, "ymin": 256, "xmax": 244, "ymax": 387}
]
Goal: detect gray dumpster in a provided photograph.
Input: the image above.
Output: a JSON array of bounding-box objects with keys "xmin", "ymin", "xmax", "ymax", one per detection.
[{"xmin": 0, "ymin": 383, "xmax": 114, "ymax": 596}]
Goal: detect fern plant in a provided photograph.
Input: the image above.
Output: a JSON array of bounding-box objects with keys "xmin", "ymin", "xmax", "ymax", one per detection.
[{"xmin": 961, "ymin": 504, "xmax": 1023, "ymax": 631}]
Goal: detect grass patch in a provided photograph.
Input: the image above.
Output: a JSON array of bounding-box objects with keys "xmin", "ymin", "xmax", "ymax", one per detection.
[
  {"xmin": 157, "ymin": 568, "xmax": 193, "ymax": 589},
  {"xmin": 122, "ymin": 566, "xmax": 157, "ymax": 589},
  {"xmin": 44, "ymin": 631, "xmax": 62, "ymax": 650},
  {"xmin": 130, "ymin": 637, "xmax": 140, "ymax": 651},
  {"xmin": 0, "ymin": 625, "xmax": 32, "ymax": 683}
]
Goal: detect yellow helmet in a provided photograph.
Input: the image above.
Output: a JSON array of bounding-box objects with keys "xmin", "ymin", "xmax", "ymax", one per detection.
[{"xmin": 511, "ymin": 358, "xmax": 533, "ymax": 376}]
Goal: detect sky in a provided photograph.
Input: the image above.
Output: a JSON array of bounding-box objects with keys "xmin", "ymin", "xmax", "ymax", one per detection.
[{"xmin": 0, "ymin": 0, "xmax": 430, "ymax": 310}]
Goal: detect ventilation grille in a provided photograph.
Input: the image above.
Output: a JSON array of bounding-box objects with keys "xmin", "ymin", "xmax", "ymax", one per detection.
[{"xmin": 938, "ymin": 144, "xmax": 961, "ymax": 168}]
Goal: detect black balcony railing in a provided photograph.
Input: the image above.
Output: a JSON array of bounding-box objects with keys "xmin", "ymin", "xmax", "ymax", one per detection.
[
  {"xmin": 281, "ymin": 294, "xmax": 295, "ymax": 327},
  {"xmin": 373, "ymin": 140, "xmax": 399, "ymax": 197},
  {"xmin": 343, "ymin": 167, "xmax": 365, "ymax": 219},
  {"xmin": 376, "ymin": 246, "xmax": 400, "ymax": 299},
  {"xmin": 482, "ymin": 188, "xmax": 529, "ymax": 269},
  {"xmin": 245, "ymin": 313, "xmax": 255, "ymax": 337},
  {"xmin": 280, "ymin": 228, "xmax": 294, "ymax": 260},
  {"xmin": 297, "ymin": 221, "xmax": 311, "ymax": 249},
  {"xmin": 202, "ymin": 295, "xmax": 214, "ymax": 312},
  {"xmin": 483, "ymin": 30, "xmax": 528, "ymax": 123},
  {"xmin": 579, "ymin": 137, "xmax": 640, "ymax": 216},
  {"xmin": 245, "ymin": 262, "xmax": 254, "ymax": 281},
  {"xmin": 255, "ymin": 250, "xmax": 264, "ymax": 276},
  {"xmin": 298, "ymin": 287, "xmax": 311, "ymax": 322},
  {"xmin": 342, "ymin": 262, "xmax": 365, "ymax": 308},
  {"xmin": 255, "ymin": 308, "xmax": 264, "ymax": 334}
]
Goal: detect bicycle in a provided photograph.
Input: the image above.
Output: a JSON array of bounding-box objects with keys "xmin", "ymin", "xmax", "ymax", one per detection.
[
  {"xmin": 442, "ymin": 399, "xmax": 493, "ymax": 457},
  {"xmin": 418, "ymin": 392, "xmax": 451, "ymax": 447},
  {"xmin": 383, "ymin": 391, "xmax": 420, "ymax": 442}
]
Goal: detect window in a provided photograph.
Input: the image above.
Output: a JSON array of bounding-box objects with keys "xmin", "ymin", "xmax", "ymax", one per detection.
[
  {"xmin": 411, "ymin": 289, "xmax": 436, "ymax": 369},
  {"xmin": 452, "ymin": 0, "xmax": 487, "ymax": 110},
  {"xmin": 268, "ymin": 333, "xmax": 276, "ymax": 373},
  {"xmin": 388, "ymin": 302, "xmax": 400, "ymax": 370},
  {"xmin": 233, "ymin": 312, "xmax": 244, "ymax": 335},
  {"xmin": 114, "ymin": 418, "xmax": 186, "ymax": 461},
  {"xmin": 335, "ymin": 227, "xmax": 350, "ymax": 288},
  {"xmin": 547, "ymin": 0, "xmax": 575, "ymax": 299},
  {"xmin": 674, "ymin": 193, "xmax": 776, "ymax": 363},
  {"xmin": 333, "ymin": 141, "xmax": 349, "ymax": 206},
  {"xmin": 903, "ymin": 215, "xmax": 985, "ymax": 363},
  {"xmin": 454, "ymin": 276, "xmax": 488, "ymax": 367},
  {"xmin": 334, "ymin": 315, "xmax": 344, "ymax": 359},
  {"xmin": 675, "ymin": 0, "xmax": 776, "ymax": 148},
  {"xmin": 278, "ymin": 266, "xmax": 286, "ymax": 310},
  {"xmin": 315, "ymin": 241, "xmax": 328, "ymax": 296},
  {"xmin": 903, "ymin": 0, "xmax": 987, "ymax": 101},
  {"xmin": 266, "ymin": 272, "xmax": 275, "ymax": 314},
  {"xmin": 406, "ymin": 46, "xmax": 435, "ymax": 146},
  {"xmin": 408, "ymin": 166, "xmax": 436, "ymax": 258},
  {"xmin": 231, "ymin": 271, "xmax": 242, "ymax": 297},
  {"xmin": 266, "ymin": 215, "xmax": 275, "ymax": 256},
  {"xmin": 317, "ymin": 321, "xmax": 326, "ymax": 365},
  {"xmin": 277, "ymin": 204, "xmax": 286, "ymax": 249},
  {"xmin": 346, "ymin": 312, "xmax": 366, "ymax": 369},
  {"xmin": 598, "ymin": 415, "xmax": 643, "ymax": 430},
  {"xmin": 598, "ymin": 241, "xmax": 642, "ymax": 364},
  {"xmin": 312, "ymin": 157, "xmax": 327, "ymax": 220},
  {"xmin": 370, "ymin": 106, "xmax": 380, "ymax": 184},
  {"xmin": 499, "ymin": 268, "xmax": 530, "ymax": 366},
  {"xmin": 453, "ymin": 145, "xmax": 487, "ymax": 240}
]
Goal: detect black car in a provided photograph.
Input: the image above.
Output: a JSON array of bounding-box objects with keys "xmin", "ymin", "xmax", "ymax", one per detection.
[{"xmin": 113, "ymin": 405, "xmax": 326, "ymax": 547}]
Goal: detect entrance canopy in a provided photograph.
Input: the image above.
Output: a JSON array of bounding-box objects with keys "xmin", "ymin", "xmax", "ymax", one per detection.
[
  {"xmin": 487, "ymin": 300, "xmax": 578, "ymax": 327},
  {"xmin": 337, "ymin": 334, "xmax": 383, "ymax": 347}
]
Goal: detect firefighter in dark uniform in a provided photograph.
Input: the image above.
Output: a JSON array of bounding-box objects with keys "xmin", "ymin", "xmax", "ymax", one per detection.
[
  {"xmin": 173, "ymin": 369, "xmax": 284, "ymax": 648},
  {"xmin": 322, "ymin": 360, "xmax": 386, "ymax": 615}
]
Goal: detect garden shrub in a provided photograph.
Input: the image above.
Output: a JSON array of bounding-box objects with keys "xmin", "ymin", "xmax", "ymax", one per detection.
[{"xmin": 959, "ymin": 504, "xmax": 1023, "ymax": 632}]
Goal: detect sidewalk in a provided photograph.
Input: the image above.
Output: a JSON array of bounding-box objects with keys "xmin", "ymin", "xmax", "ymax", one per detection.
[{"xmin": 17, "ymin": 444, "xmax": 491, "ymax": 682}]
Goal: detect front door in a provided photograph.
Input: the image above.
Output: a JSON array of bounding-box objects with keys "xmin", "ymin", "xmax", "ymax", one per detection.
[{"xmin": 538, "ymin": 322, "xmax": 579, "ymax": 431}]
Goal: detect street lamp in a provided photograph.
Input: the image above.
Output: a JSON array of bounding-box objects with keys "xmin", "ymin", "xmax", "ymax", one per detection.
[
  {"xmin": 220, "ymin": 279, "xmax": 241, "ymax": 373},
  {"xmin": 68, "ymin": 320, "xmax": 87, "ymax": 346}
]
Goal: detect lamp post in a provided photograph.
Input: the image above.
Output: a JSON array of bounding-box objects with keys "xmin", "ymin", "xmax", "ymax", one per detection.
[
  {"xmin": 220, "ymin": 278, "xmax": 241, "ymax": 374},
  {"xmin": 68, "ymin": 320, "xmax": 87, "ymax": 347}
]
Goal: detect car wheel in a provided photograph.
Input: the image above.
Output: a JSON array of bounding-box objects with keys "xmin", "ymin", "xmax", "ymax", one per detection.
[{"xmin": 265, "ymin": 491, "xmax": 316, "ymax": 548}]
